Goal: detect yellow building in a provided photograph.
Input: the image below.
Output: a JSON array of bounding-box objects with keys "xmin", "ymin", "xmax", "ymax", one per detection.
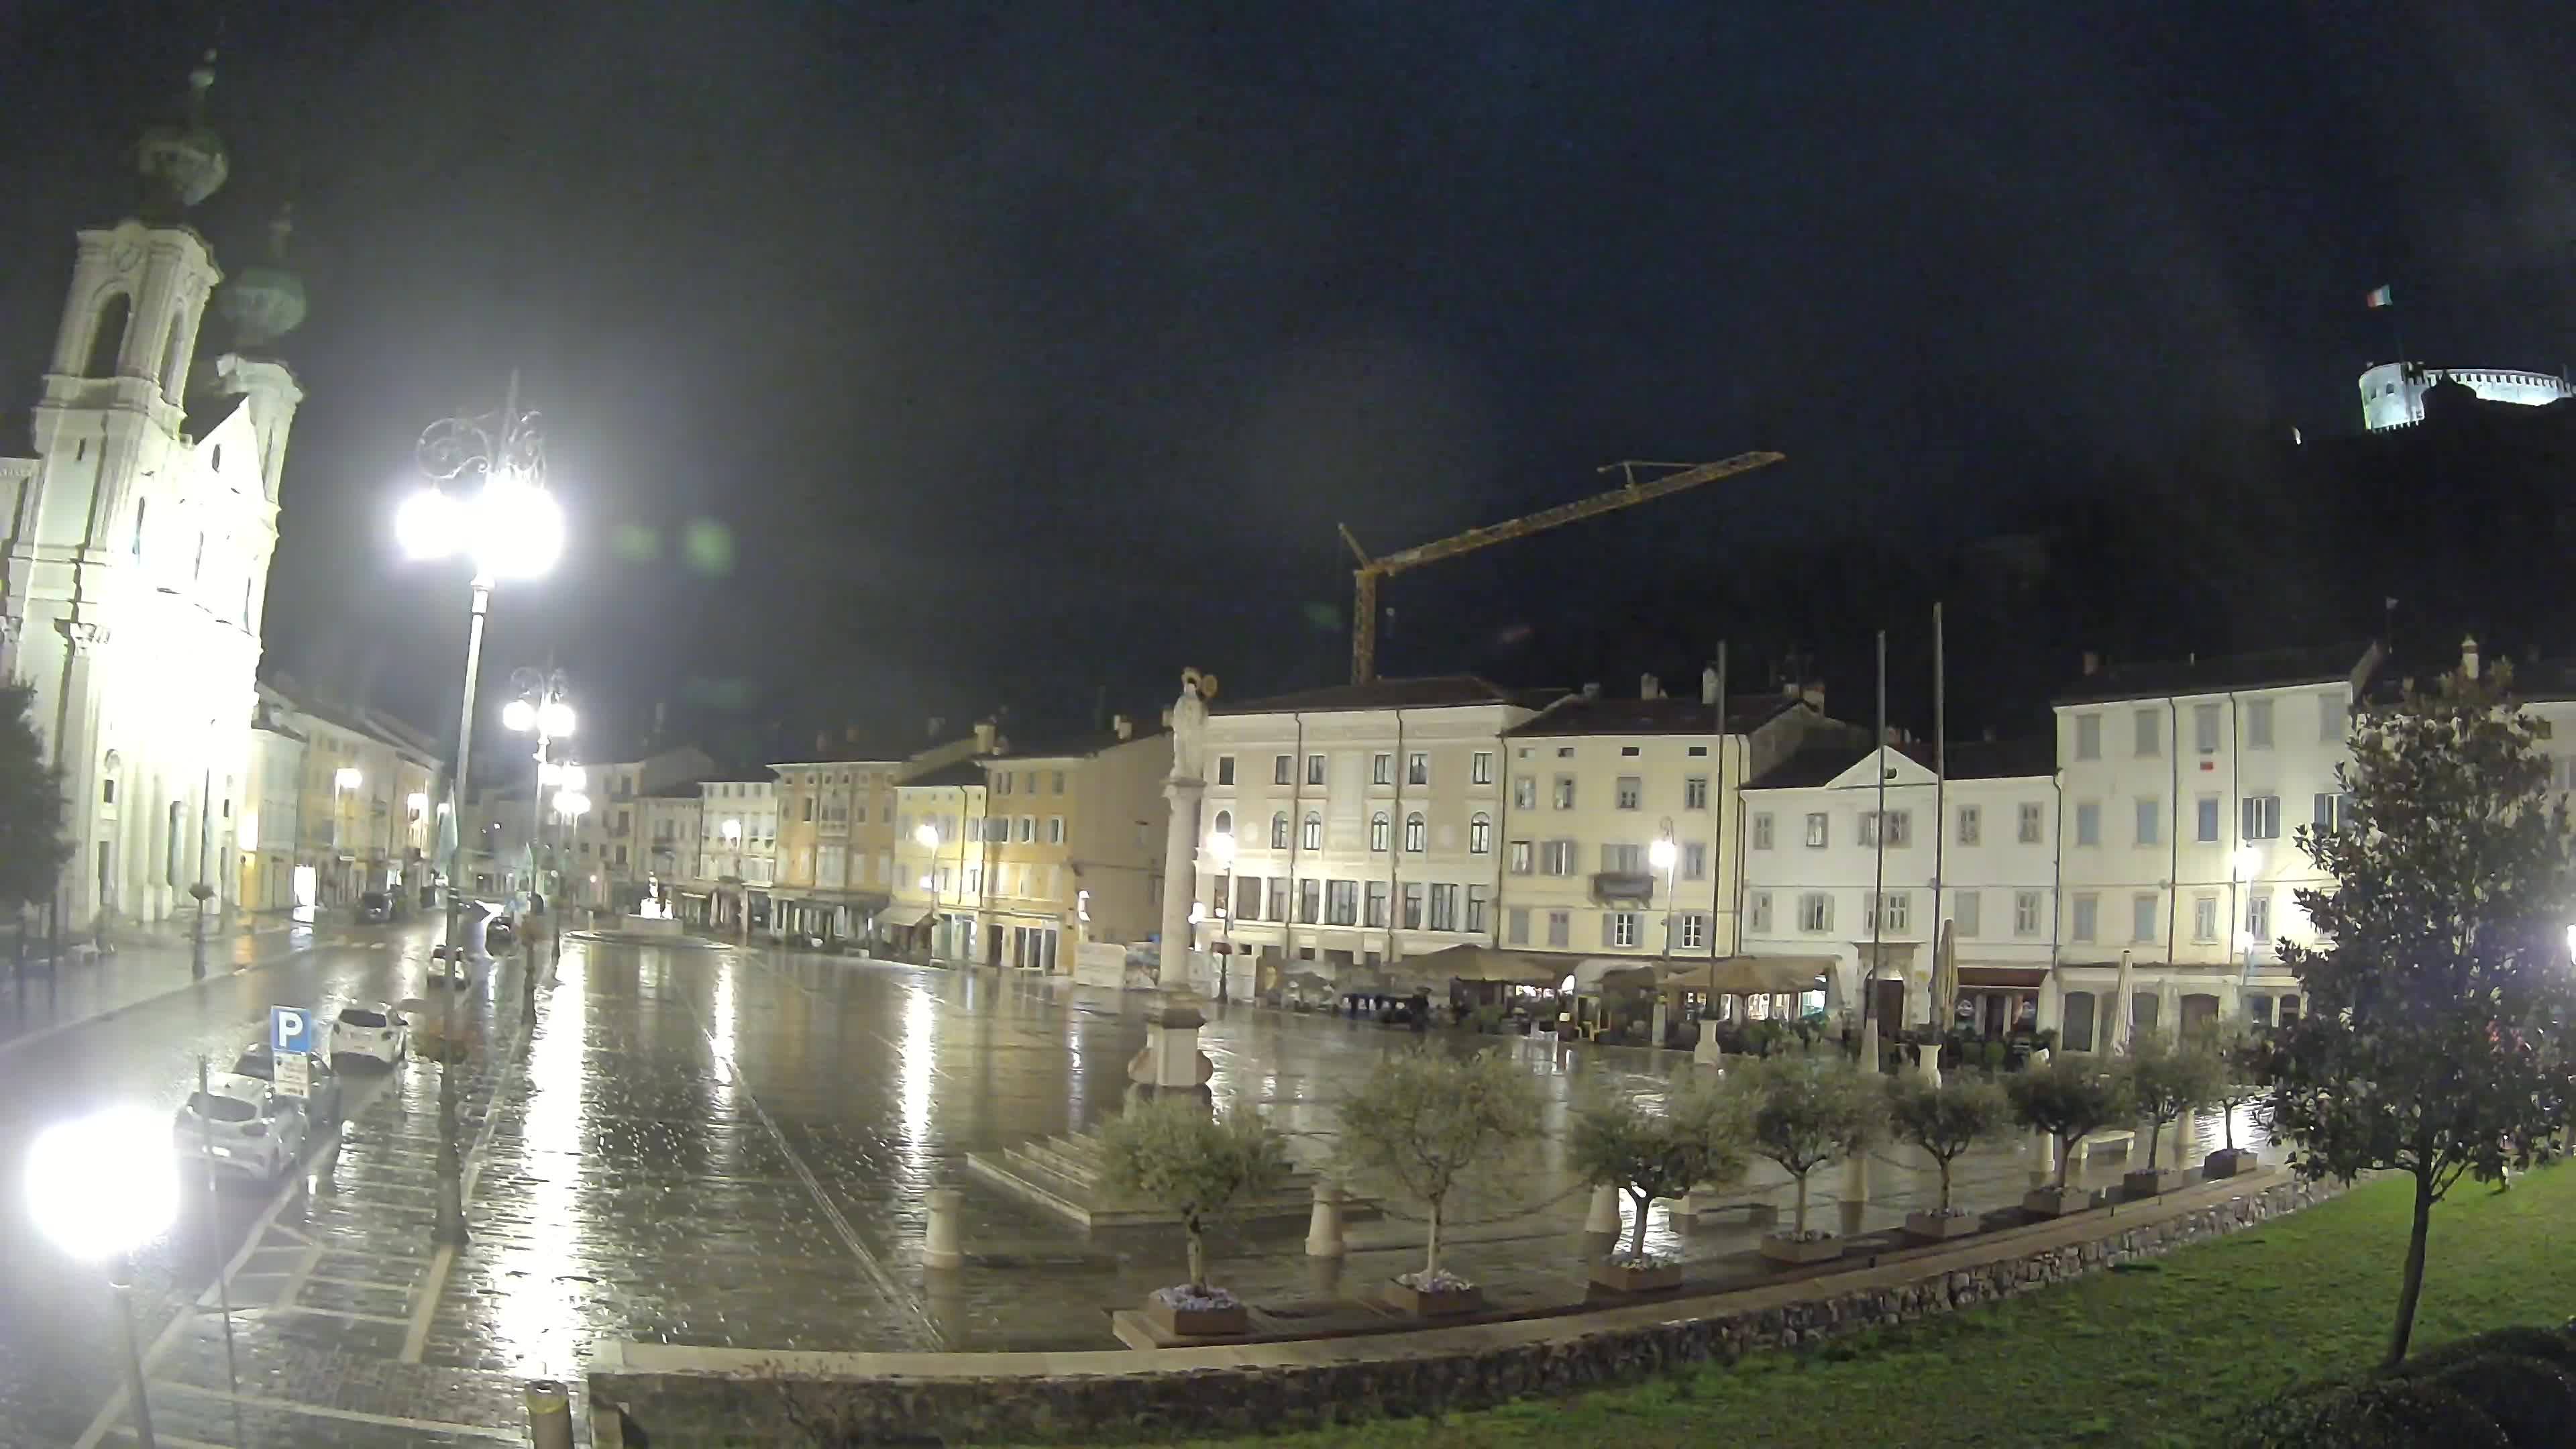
[
  {"xmin": 888, "ymin": 759, "xmax": 993, "ymax": 962},
  {"xmin": 773, "ymin": 727, "xmax": 991, "ymax": 947},
  {"xmin": 973, "ymin": 718, "xmax": 1171, "ymax": 971}
]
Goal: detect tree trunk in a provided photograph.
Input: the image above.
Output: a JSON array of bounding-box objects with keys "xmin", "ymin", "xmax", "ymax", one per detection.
[
  {"xmin": 2055, "ymin": 1131, "xmax": 2075, "ymax": 1190},
  {"xmin": 2384, "ymin": 1171, "xmax": 2436, "ymax": 1371},
  {"xmin": 1185, "ymin": 1220, "xmax": 1207, "ymax": 1293},
  {"xmin": 1937, "ymin": 1156, "xmax": 1953, "ymax": 1213},
  {"xmin": 1629, "ymin": 1188, "xmax": 1651, "ymax": 1258},
  {"xmin": 2147, "ymin": 1118, "xmax": 2162, "ymax": 1169},
  {"xmin": 1793, "ymin": 1171, "xmax": 1810, "ymax": 1236},
  {"xmin": 2222, "ymin": 1099, "xmax": 2237, "ymax": 1152},
  {"xmin": 1425, "ymin": 1197, "xmax": 1444, "ymax": 1278}
]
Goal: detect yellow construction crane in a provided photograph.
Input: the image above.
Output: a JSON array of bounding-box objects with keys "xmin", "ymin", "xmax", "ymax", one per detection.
[{"xmin": 1337, "ymin": 450, "xmax": 1786, "ymax": 684}]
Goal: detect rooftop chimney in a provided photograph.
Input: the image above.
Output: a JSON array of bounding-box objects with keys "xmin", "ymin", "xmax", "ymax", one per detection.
[
  {"xmin": 1701, "ymin": 666, "xmax": 1720, "ymax": 705},
  {"xmin": 815, "ymin": 730, "xmax": 827, "ymax": 754},
  {"xmin": 1582, "ymin": 682, "xmax": 1601, "ymax": 700},
  {"xmin": 1112, "ymin": 712, "xmax": 1133, "ymax": 740},
  {"xmin": 973, "ymin": 719, "xmax": 996, "ymax": 753},
  {"xmin": 926, "ymin": 715, "xmax": 945, "ymax": 739},
  {"xmin": 2081, "ymin": 650, "xmax": 2102, "ymax": 677},
  {"xmin": 2462, "ymin": 634, "xmax": 2481, "ymax": 680},
  {"xmin": 1640, "ymin": 673, "xmax": 1661, "ymax": 700}
]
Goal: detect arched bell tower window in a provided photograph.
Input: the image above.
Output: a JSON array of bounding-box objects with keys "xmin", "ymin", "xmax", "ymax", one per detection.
[
  {"xmin": 87, "ymin": 293, "xmax": 131, "ymax": 378},
  {"xmin": 158, "ymin": 312, "xmax": 191, "ymax": 399}
]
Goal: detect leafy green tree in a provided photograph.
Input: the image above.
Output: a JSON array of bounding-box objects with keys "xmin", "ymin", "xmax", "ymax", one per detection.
[
  {"xmin": 1887, "ymin": 1075, "xmax": 2012, "ymax": 1212},
  {"xmin": 2261, "ymin": 663, "xmax": 2576, "ymax": 1369},
  {"xmin": 2200, "ymin": 1022, "xmax": 2269, "ymax": 1157},
  {"xmin": 1743, "ymin": 1049, "xmax": 1879, "ymax": 1236},
  {"xmin": 1334, "ymin": 1048, "xmax": 1542, "ymax": 1280},
  {"xmin": 1569, "ymin": 1076, "xmax": 1752, "ymax": 1259},
  {"xmin": 2122, "ymin": 1032, "xmax": 2228, "ymax": 1170},
  {"xmin": 1098, "ymin": 1094, "xmax": 1288, "ymax": 1293},
  {"xmin": 2008, "ymin": 1056, "xmax": 2131, "ymax": 1191},
  {"xmin": 0, "ymin": 683, "xmax": 68, "ymax": 915}
]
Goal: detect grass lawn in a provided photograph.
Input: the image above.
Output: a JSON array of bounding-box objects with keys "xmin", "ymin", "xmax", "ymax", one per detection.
[{"xmin": 1136, "ymin": 1165, "xmax": 2576, "ymax": 1449}]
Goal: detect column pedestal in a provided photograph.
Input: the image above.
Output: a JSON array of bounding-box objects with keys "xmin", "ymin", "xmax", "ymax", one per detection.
[
  {"xmin": 1583, "ymin": 1184, "xmax": 1621, "ymax": 1236},
  {"xmin": 1304, "ymin": 1181, "xmax": 1346, "ymax": 1257}
]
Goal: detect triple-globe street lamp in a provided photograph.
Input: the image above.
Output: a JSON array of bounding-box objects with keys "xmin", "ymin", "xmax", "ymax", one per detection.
[
  {"xmin": 27, "ymin": 1107, "xmax": 180, "ymax": 1448},
  {"xmin": 397, "ymin": 374, "xmax": 564, "ymax": 1248},
  {"xmin": 502, "ymin": 669, "xmax": 575, "ymax": 963}
]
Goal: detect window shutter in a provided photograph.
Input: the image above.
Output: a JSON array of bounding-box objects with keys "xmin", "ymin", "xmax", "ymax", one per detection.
[{"xmin": 1601, "ymin": 913, "xmax": 1616, "ymax": 949}]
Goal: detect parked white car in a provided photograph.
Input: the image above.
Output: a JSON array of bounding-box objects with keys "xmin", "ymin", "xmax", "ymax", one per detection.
[
  {"xmin": 329, "ymin": 1003, "xmax": 410, "ymax": 1067},
  {"xmin": 173, "ymin": 1072, "xmax": 309, "ymax": 1182}
]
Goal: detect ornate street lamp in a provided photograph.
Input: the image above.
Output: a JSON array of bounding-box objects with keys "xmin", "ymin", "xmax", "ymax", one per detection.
[
  {"xmin": 398, "ymin": 373, "xmax": 564, "ymax": 1248},
  {"xmin": 503, "ymin": 665, "xmax": 574, "ymax": 964}
]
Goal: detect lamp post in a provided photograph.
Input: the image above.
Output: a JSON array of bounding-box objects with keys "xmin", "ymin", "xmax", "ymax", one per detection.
[
  {"xmin": 722, "ymin": 818, "xmax": 746, "ymax": 943},
  {"xmin": 399, "ymin": 374, "xmax": 565, "ymax": 1248},
  {"xmin": 503, "ymin": 669, "xmax": 574, "ymax": 963},
  {"xmin": 27, "ymin": 1107, "xmax": 181, "ymax": 1449},
  {"xmin": 914, "ymin": 821, "xmax": 941, "ymax": 959},
  {"xmin": 331, "ymin": 766, "xmax": 362, "ymax": 906},
  {"xmin": 1650, "ymin": 824, "xmax": 1678, "ymax": 1044},
  {"xmin": 1205, "ymin": 829, "xmax": 1236, "ymax": 1003}
]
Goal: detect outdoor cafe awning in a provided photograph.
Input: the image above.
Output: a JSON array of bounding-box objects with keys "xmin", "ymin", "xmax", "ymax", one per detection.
[
  {"xmin": 1399, "ymin": 943, "xmax": 1564, "ymax": 985},
  {"xmin": 1659, "ymin": 955, "xmax": 1835, "ymax": 997},
  {"xmin": 1572, "ymin": 957, "xmax": 1660, "ymax": 994},
  {"xmin": 876, "ymin": 903, "xmax": 933, "ymax": 929}
]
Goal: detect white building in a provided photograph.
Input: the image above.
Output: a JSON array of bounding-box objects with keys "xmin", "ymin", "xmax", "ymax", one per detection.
[
  {"xmin": 256, "ymin": 682, "xmax": 441, "ymax": 910},
  {"xmin": 2359, "ymin": 361, "xmax": 2574, "ymax": 431},
  {"xmin": 0, "ymin": 59, "xmax": 306, "ymax": 926},
  {"xmin": 1741, "ymin": 736, "xmax": 2059, "ymax": 1029},
  {"xmin": 1194, "ymin": 676, "xmax": 1561, "ymax": 991},
  {"xmin": 694, "ymin": 771, "xmax": 780, "ymax": 901},
  {"xmin": 1495, "ymin": 674, "xmax": 1841, "ymax": 981},
  {"xmin": 559, "ymin": 746, "xmax": 712, "ymax": 912},
  {"xmin": 2050, "ymin": 643, "xmax": 2381, "ymax": 1046}
]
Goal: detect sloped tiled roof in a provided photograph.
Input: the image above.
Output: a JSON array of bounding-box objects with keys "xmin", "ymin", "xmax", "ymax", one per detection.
[
  {"xmin": 1214, "ymin": 676, "xmax": 1562, "ymax": 716},
  {"xmin": 994, "ymin": 724, "xmax": 1169, "ymax": 761},
  {"xmin": 1504, "ymin": 693, "xmax": 1801, "ymax": 738},
  {"xmin": 904, "ymin": 758, "xmax": 991, "ymax": 790},
  {"xmin": 1748, "ymin": 736, "xmax": 2054, "ymax": 788},
  {"xmin": 2053, "ymin": 643, "xmax": 2377, "ymax": 705}
]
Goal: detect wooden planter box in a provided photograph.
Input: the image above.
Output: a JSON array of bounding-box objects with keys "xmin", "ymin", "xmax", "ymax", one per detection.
[
  {"xmin": 1142, "ymin": 1297, "xmax": 1248, "ymax": 1338},
  {"xmin": 2023, "ymin": 1185, "xmax": 2093, "ymax": 1218},
  {"xmin": 2123, "ymin": 1167, "xmax": 2188, "ymax": 1201},
  {"xmin": 1760, "ymin": 1234, "xmax": 1843, "ymax": 1265},
  {"xmin": 1902, "ymin": 1210, "xmax": 1982, "ymax": 1242},
  {"xmin": 1588, "ymin": 1259, "xmax": 1681, "ymax": 1293},
  {"xmin": 1387, "ymin": 1280, "xmax": 1485, "ymax": 1316},
  {"xmin": 2203, "ymin": 1147, "xmax": 2257, "ymax": 1180}
]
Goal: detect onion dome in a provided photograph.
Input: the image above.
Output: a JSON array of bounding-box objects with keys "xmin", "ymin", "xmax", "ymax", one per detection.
[
  {"xmin": 134, "ymin": 52, "xmax": 228, "ymax": 217},
  {"xmin": 219, "ymin": 205, "xmax": 307, "ymax": 352}
]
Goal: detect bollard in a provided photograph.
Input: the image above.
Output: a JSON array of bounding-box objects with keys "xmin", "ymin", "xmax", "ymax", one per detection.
[
  {"xmin": 1583, "ymin": 1184, "xmax": 1621, "ymax": 1236},
  {"xmin": 525, "ymin": 1379, "xmax": 573, "ymax": 1449},
  {"xmin": 1304, "ymin": 1181, "xmax": 1346, "ymax": 1258},
  {"xmin": 923, "ymin": 1187, "xmax": 964, "ymax": 1269}
]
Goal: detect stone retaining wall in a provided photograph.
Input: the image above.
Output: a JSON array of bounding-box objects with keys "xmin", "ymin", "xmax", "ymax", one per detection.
[{"xmin": 591, "ymin": 1172, "xmax": 2343, "ymax": 1446}]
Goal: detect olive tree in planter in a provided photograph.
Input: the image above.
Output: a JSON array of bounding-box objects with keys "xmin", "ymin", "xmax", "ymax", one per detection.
[
  {"xmin": 1568, "ymin": 1075, "xmax": 1750, "ymax": 1292},
  {"xmin": 1744, "ymin": 1049, "xmax": 1879, "ymax": 1265},
  {"xmin": 1097, "ymin": 1093, "xmax": 1289, "ymax": 1337},
  {"xmin": 2202, "ymin": 1026, "xmax": 2267, "ymax": 1179},
  {"xmin": 1887, "ymin": 1075, "xmax": 2012, "ymax": 1241},
  {"xmin": 2119, "ymin": 1032, "xmax": 2228, "ymax": 1199},
  {"xmin": 2008, "ymin": 1055, "xmax": 2132, "ymax": 1216},
  {"xmin": 1334, "ymin": 1046, "xmax": 1542, "ymax": 1316}
]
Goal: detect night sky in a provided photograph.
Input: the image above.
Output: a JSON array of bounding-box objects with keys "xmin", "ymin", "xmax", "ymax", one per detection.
[{"xmin": 3, "ymin": 1, "xmax": 2573, "ymax": 763}]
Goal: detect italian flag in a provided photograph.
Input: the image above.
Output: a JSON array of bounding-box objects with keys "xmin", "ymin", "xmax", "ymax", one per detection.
[{"xmin": 2364, "ymin": 284, "xmax": 2394, "ymax": 309}]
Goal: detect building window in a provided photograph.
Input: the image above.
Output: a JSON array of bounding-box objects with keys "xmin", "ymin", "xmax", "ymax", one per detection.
[
  {"xmin": 2075, "ymin": 714, "xmax": 2101, "ymax": 761},
  {"xmin": 1552, "ymin": 775, "xmax": 1575, "ymax": 809},
  {"xmin": 1805, "ymin": 812, "xmax": 1829, "ymax": 848},
  {"xmin": 2061, "ymin": 991, "xmax": 2096, "ymax": 1053},
  {"xmin": 1373, "ymin": 752, "xmax": 1393, "ymax": 786},
  {"xmin": 2132, "ymin": 894, "xmax": 2158, "ymax": 943},
  {"xmin": 1468, "ymin": 813, "xmax": 1491, "ymax": 853},
  {"xmin": 2075, "ymin": 800, "xmax": 2100, "ymax": 847},
  {"xmin": 1681, "ymin": 841, "xmax": 1707, "ymax": 881},
  {"xmin": 1301, "ymin": 811, "xmax": 1323, "ymax": 851},
  {"xmin": 2018, "ymin": 802, "xmax": 2043, "ymax": 844},
  {"xmin": 1547, "ymin": 910, "xmax": 1570, "ymax": 948},
  {"xmin": 1859, "ymin": 810, "xmax": 1910, "ymax": 848},
  {"xmin": 1429, "ymin": 883, "xmax": 1460, "ymax": 930},
  {"xmin": 1601, "ymin": 842, "xmax": 1645, "ymax": 873},
  {"xmin": 1299, "ymin": 878, "xmax": 1322, "ymax": 923},
  {"xmin": 1509, "ymin": 839, "xmax": 1532, "ymax": 874},
  {"xmin": 1677, "ymin": 912, "xmax": 1708, "ymax": 950},
  {"xmin": 1952, "ymin": 890, "xmax": 1981, "ymax": 937},
  {"xmin": 2320, "ymin": 693, "xmax": 2345, "ymax": 743},
  {"xmin": 1403, "ymin": 812, "xmax": 1426, "ymax": 852},
  {"xmin": 1327, "ymin": 879, "xmax": 1358, "ymax": 925},
  {"xmin": 2196, "ymin": 796, "xmax": 2220, "ymax": 843},
  {"xmin": 2014, "ymin": 890, "xmax": 2042, "ymax": 936},
  {"xmin": 1684, "ymin": 775, "xmax": 1709, "ymax": 810},
  {"xmin": 1047, "ymin": 816, "xmax": 1064, "ymax": 844},
  {"xmin": 1019, "ymin": 816, "xmax": 1036, "ymax": 843},
  {"xmin": 1505, "ymin": 906, "xmax": 1529, "ymax": 945},
  {"xmin": 2134, "ymin": 708, "xmax": 2161, "ymax": 758},
  {"xmin": 1407, "ymin": 752, "xmax": 1429, "ymax": 786},
  {"xmin": 1957, "ymin": 805, "xmax": 1980, "ymax": 845},
  {"xmin": 1607, "ymin": 911, "xmax": 1641, "ymax": 948},
  {"xmin": 2134, "ymin": 797, "xmax": 2160, "ymax": 847},
  {"xmin": 1401, "ymin": 882, "xmax": 1424, "ymax": 929},
  {"xmin": 2245, "ymin": 700, "xmax": 2273, "ymax": 749},
  {"xmin": 2247, "ymin": 890, "xmax": 2272, "ymax": 943},
  {"xmin": 1271, "ymin": 812, "xmax": 1291, "ymax": 849},
  {"xmin": 102, "ymin": 777, "xmax": 115, "ymax": 804},
  {"xmin": 2312, "ymin": 792, "xmax": 2354, "ymax": 833},
  {"xmin": 1615, "ymin": 775, "xmax": 1642, "ymax": 810},
  {"xmin": 996, "ymin": 773, "xmax": 1013, "ymax": 796},
  {"xmin": 1864, "ymin": 891, "xmax": 1909, "ymax": 934},
  {"xmin": 1365, "ymin": 881, "xmax": 1389, "ymax": 927},
  {"xmin": 2193, "ymin": 894, "xmax": 2218, "ymax": 943},
  {"xmin": 1221, "ymin": 755, "xmax": 1240, "ymax": 785},
  {"xmin": 1752, "ymin": 812, "xmax": 1774, "ymax": 849},
  {"xmin": 1538, "ymin": 839, "xmax": 1574, "ymax": 875},
  {"xmin": 2072, "ymin": 894, "xmax": 2099, "ymax": 942},
  {"xmin": 2241, "ymin": 794, "xmax": 2282, "ymax": 841},
  {"xmin": 1471, "ymin": 751, "xmax": 1493, "ymax": 785},
  {"xmin": 2194, "ymin": 703, "xmax": 2221, "ymax": 755},
  {"xmin": 1797, "ymin": 892, "xmax": 1833, "ymax": 932},
  {"xmin": 1370, "ymin": 811, "xmax": 1391, "ymax": 851},
  {"xmin": 1748, "ymin": 890, "xmax": 1773, "ymax": 932},
  {"xmin": 1274, "ymin": 755, "xmax": 1293, "ymax": 785},
  {"xmin": 1307, "ymin": 753, "xmax": 1327, "ymax": 786},
  {"xmin": 1512, "ymin": 775, "xmax": 1536, "ymax": 810}
]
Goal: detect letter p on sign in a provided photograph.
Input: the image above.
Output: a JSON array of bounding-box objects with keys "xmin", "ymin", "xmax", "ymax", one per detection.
[{"xmin": 270, "ymin": 1005, "xmax": 313, "ymax": 1055}]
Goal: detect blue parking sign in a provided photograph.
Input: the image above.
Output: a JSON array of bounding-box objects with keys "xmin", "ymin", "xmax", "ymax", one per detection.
[{"xmin": 270, "ymin": 1004, "xmax": 314, "ymax": 1055}]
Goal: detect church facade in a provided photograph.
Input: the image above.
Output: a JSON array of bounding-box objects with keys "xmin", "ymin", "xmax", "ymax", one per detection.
[{"xmin": 0, "ymin": 56, "xmax": 306, "ymax": 926}]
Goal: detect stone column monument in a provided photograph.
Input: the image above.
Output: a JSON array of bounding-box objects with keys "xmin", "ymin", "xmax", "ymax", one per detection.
[{"xmin": 1130, "ymin": 669, "xmax": 1216, "ymax": 1096}]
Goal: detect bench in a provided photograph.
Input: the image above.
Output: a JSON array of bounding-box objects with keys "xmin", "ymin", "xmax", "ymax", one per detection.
[{"xmin": 2070, "ymin": 1128, "xmax": 2137, "ymax": 1165}]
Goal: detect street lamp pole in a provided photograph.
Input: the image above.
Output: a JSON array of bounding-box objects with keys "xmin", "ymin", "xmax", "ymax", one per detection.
[
  {"xmin": 1650, "ymin": 822, "xmax": 1678, "ymax": 1044},
  {"xmin": 1206, "ymin": 830, "xmax": 1236, "ymax": 1003},
  {"xmin": 722, "ymin": 818, "xmax": 745, "ymax": 943}
]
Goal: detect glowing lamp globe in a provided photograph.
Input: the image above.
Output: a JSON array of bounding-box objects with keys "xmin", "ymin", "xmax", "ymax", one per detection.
[
  {"xmin": 26, "ymin": 1108, "xmax": 180, "ymax": 1261},
  {"xmin": 1648, "ymin": 838, "xmax": 1678, "ymax": 871},
  {"xmin": 502, "ymin": 698, "xmax": 537, "ymax": 733},
  {"xmin": 914, "ymin": 823, "xmax": 939, "ymax": 849},
  {"xmin": 537, "ymin": 700, "xmax": 576, "ymax": 737},
  {"xmin": 1205, "ymin": 831, "xmax": 1236, "ymax": 867}
]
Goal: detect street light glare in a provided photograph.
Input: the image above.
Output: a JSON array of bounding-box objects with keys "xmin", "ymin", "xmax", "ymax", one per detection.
[
  {"xmin": 1205, "ymin": 830, "xmax": 1236, "ymax": 865},
  {"xmin": 26, "ymin": 1109, "xmax": 180, "ymax": 1261},
  {"xmin": 395, "ymin": 486, "xmax": 466, "ymax": 562},
  {"xmin": 2232, "ymin": 845, "xmax": 2261, "ymax": 880},
  {"xmin": 914, "ymin": 823, "xmax": 940, "ymax": 849},
  {"xmin": 474, "ymin": 476, "xmax": 565, "ymax": 580},
  {"xmin": 553, "ymin": 789, "xmax": 590, "ymax": 817},
  {"xmin": 1648, "ymin": 837, "xmax": 1678, "ymax": 871},
  {"xmin": 502, "ymin": 698, "xmax": 537, "ymax": 733},
  {"xmin": 538, "ymin": 699, "xmax": 576, "ymax": 737},
  {"xmin": 334, "ymin": 767, "xmax": 363, "ymax": 790},
  {"xmin": 722, "ymin": 818, "xmax": 742, "ymax": 842}
]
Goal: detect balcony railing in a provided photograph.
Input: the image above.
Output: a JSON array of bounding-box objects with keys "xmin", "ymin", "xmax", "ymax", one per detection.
[{"xmin": 1590, "ymin": 870, "xmax": 1655, "ymax": 904}]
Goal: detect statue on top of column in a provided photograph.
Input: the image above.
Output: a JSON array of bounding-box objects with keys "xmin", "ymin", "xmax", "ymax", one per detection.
[{"xmin": 1169, "ymin": 667, "xmax": 1217, "ymax": 784}]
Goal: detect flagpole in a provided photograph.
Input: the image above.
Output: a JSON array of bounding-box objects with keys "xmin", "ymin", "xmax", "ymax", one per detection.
[{"xmin": 1931, "ymin": 602, "xmax": 1946, "ymax": 1030}]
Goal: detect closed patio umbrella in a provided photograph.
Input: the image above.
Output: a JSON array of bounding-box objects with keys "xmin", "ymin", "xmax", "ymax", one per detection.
[
  {"xmin": 2109, "ymin": 949, "xmax": 2136, "ymax": 1055},
  {"xmin": 1931, "ymin": 920, "xmax": 1960, "ymax": 1031}
]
